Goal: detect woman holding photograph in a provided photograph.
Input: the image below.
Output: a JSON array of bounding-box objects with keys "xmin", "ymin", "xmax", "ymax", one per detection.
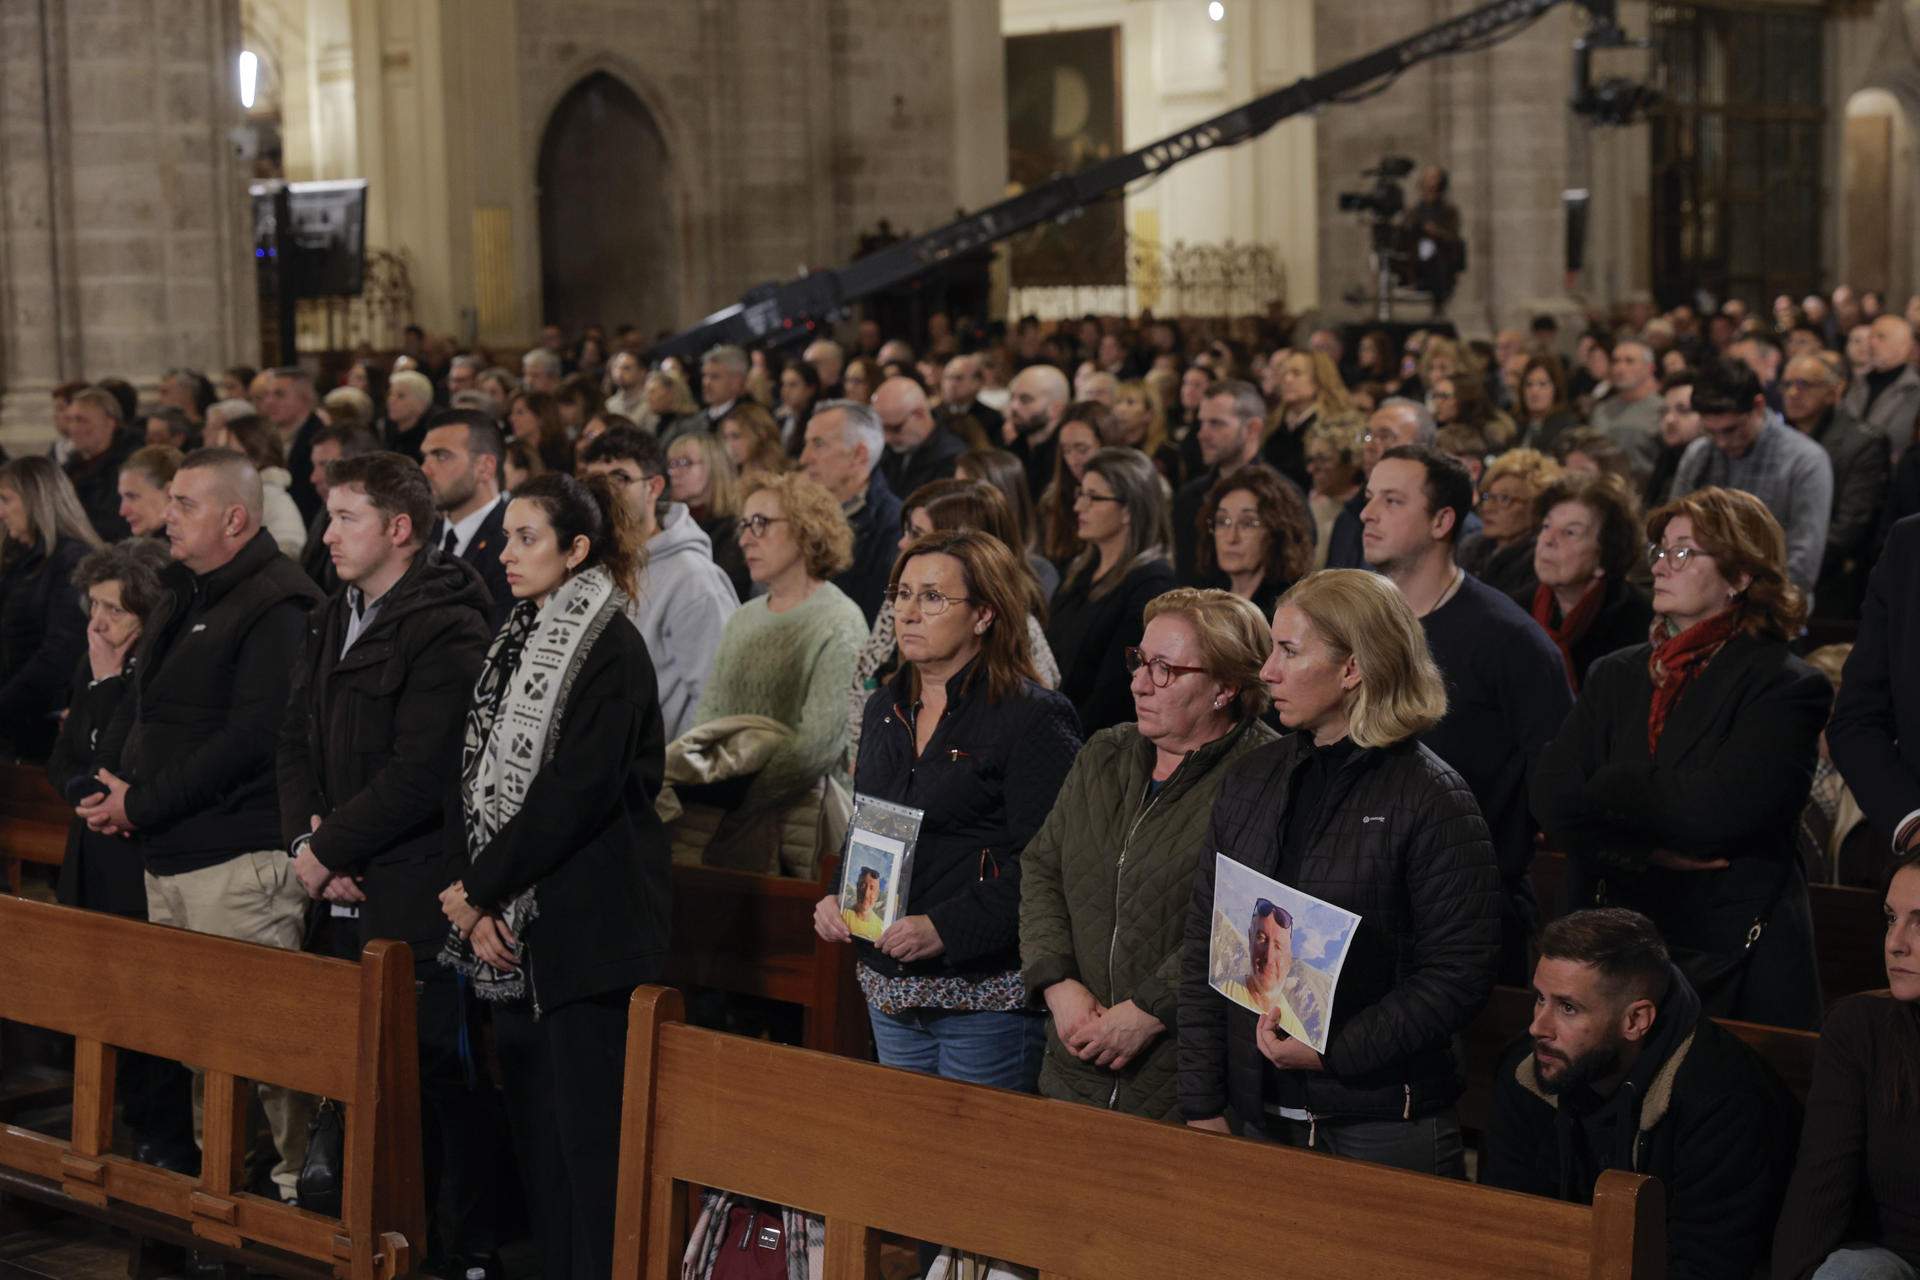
[
  {"xmin": 1177, "ymin": 569, "xmax": 1501, "ymax": 1176},
  {"xmin": 813, "ymin": 529, "xmax": 1081, "ymax": 1091},
  {"xmin": 1019, "ymin": 588, "xmax": 1276, "ymax": 1121}
]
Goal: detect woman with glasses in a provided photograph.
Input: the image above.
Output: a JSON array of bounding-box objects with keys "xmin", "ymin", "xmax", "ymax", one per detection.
[
  {"xmin": 1526, "ymin": 472, "xmax": 1652, "ymax": 691},
  {"xmin": 813, "ymin": 529, "xmax": 1081, "ymax": 1091},
  {"xmin": 1036, "ymin": 401, "xmax": 1114, "ymax": 566},
  {"xmin": 1426, "ymin": 370, "xmax": 1516, "ymax": 453},
  {"xmin": 1020, "ymin": 588, "xmax": 1276, "ymax": 1119},
  {"xmin": 1192, "ymin": 464, "xmax": 1315, "ymax": 617},
  {"xmin": 1533, "ymin": 486, "xmax": 1831, "ymax": 1029},
  {"xmin": 1047, "ymin": 448, "xmax": 1177, "ymax": 736},
  {"xmin": 1458, "ymin": 448, "xmax": 1562, "ymax": 604},
  {"xmin": 664, "ymin": 430, "xmax": 749, "ymax": 600},
  {"xmin": 689, "ymin": 472, "xmax": 868, "ymax": 833},
  {"xmin": 1179, "ymin": 570, "xmax": 1500, "ymax": 1174}
]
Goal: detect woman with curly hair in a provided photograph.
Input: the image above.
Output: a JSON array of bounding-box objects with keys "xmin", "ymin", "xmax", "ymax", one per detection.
[
  {"xmin": 1533, "ymin": 486, "xmax": 1832, "ymax": 1029},
  {"xmin": 1193, "ymin": 464, "xmax": 1315, "ymax": 617}
]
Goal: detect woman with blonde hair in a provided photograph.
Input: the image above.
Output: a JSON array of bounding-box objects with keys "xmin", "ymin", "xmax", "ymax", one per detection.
[
  {"xmin": 0, "ymin": 457, "xmax": 102, "ymax": 759},
  {"xmin": 1262, "ymin": 349, "xmax": 1352, "ymax": 491},
  {"xmin": 1533, "ymin": 487, "xmax": 1830, "ymax": 1029},
  {"xmin": 1459, "ymin": 447, "xmax": 1562, "ymax": 603},
  {"xmin": 717, "ymin": 401, "xmax": 790, "ymax": 480},
  {"xmin": 1180, "ymin": 568, "xmax": 1500, "ymax": 1176},
  {"xmin": 1022, "ymin": 587, "xmax": 1279, "ymax": 1119},
  {"xmin": 1108, "ymin": 379, "xmax": 1182, "ymax": 487},
  {"xmin": 1303, "ymin": 419, "xmax": 1365, "ymax": 569},
  {"xmin": 664, "ymin": 429, "xmax": 748, "ymax": 599},
  {"xmin": 638, "ymin": 369, "xmax": 702, "ymax": 443}
]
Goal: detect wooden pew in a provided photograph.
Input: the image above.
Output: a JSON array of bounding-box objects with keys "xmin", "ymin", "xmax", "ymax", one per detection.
[
  {"xmin": 1531, "ymin": 851, "xmax": 1887, "ymax": 1007},
  {"xmin": 0, "ymin": 762, "xmax": 67, "ymax": 895},
  {"xmin": 0, "ymin": 896, "xmax": 424, "ymax": 1280},
  {"xmin": 612, "ymin": 985, "xmax": 1668, "ymax": 1279},
  {"xmin": 1458, "ymin": 985, "xmax": 1822, "ymax": 1141},
  {"xmin": 663, "ymin": 854, "xmax": 870, "ymax": 1058}
]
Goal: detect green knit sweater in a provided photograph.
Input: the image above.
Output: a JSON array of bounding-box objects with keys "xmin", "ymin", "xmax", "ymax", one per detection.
[{"xmin": 690, "ymin": 582, "xmax": 869, "ymax": 816}]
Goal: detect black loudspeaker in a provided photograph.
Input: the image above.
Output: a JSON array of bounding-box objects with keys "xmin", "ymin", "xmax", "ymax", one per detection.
[{"xmin": 1563, "ymin": 188, "xmax": 1591, "ymax": 276}]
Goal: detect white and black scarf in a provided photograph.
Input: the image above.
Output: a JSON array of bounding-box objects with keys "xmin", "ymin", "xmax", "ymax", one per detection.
[{"xmin": 439, "ymin": 565, "xmax": 623, "ymax": 1004}]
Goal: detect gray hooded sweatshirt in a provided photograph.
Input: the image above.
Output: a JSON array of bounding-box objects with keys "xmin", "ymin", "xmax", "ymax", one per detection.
[{"xmin": 628, "ymin": 502, "xmax": 739, "ymax": 740}]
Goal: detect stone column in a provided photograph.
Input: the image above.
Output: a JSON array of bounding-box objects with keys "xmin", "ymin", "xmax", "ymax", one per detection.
[{"xmin": 0, "ymin": 0, "xmax": 256, "ymax": 450}]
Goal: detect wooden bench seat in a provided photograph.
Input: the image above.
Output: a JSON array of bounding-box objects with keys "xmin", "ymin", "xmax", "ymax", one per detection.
[
  {"xmin": 0, "ymin": 763, "xmax": 67, "ymax": 895},
  {"xmin": 612, "ymin": 985, "xmax": 1668, "ymax": 1279},
  {"xmin": 0, "ymin": 896, "xmax": 425, "ymax": 1279}
]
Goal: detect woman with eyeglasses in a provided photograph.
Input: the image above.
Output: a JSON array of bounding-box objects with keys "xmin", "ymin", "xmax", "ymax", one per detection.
[
  {"xmin": 1533, "ymin": 487, "xmax": 1831, "ymax": 1030},
  {"xmin": 1035, "ymin": 401, "xmax": 1114, "ymax": 566},
  {"xmin": 1458, "ymin": 448, "xmax": 1562, "ymax": 605},
  {"xmin": 689, "ymin": 471, "xmax": 867, "ymax": 833},
  {"xmin": 664, "ymin": 430, "xmax": 749, "ymax": 600},
  {"xmin": 1192, "ymin": 464, "xmax": 1315, "ymax": 618},
  {"xmin": 1179, "ymin": 569, "xmax": 1500, "ymax": 1175},
  {"xmin": 1046, "ymin": 448, "xmax": 1177, "ymax": 736},
  {"xmin": 1020, "ymin": 588, "xmax": 1277, "ymax": 1119},
  {"xmin": 813, "ymin": 529, "xmax": 1081, "ymax": 1092}
]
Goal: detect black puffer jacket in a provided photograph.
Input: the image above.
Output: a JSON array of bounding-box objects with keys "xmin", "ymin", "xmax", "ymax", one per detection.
[
  {"xmin": 1178, "ymin": 734, "xmax": 1501, "ymax": 1125},
  {"xmin": 0, "ymin": 535, "xmax": 89, "ymax": 760},
  {"xmin": 853, "ymin": 658, "xmax": 1082, "ymax": 983}
]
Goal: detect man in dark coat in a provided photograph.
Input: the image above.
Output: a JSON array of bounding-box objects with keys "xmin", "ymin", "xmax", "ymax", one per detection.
[
  {"xmin": 419, "ymin": 410, "xmax": 513, "ymax": 629},
  {"xmin": 62, "ymin": 386, "xmax": 140, "ymax": 541},
  {"xmin": 261, "ymin": 367, "xmax": 325, "ymax": 524},
  {"xmin": 1171, "ymin": 380, "xmax": 1267, "ymax": 581},
  {"xmin": 873, "ymin": 376, "xmax": 966, "ymax": 502},
  {"xmin": 276, "ymin": 452, "xmax": 502, "ymax": 1274},
  {"xmin": 802, "ymin": 400, "xmax": 900, "ymax": 624},
  {"xmin": 1781, "ymin": 354, "xmax": 1888, "ymax": 616},
  {"xmin": 86, "ymin": 448, "xmax": 323, "ymax": 1201},
  {"xmin": 1830, "ymin": 514, "xmax": 1920, "ymax": 859},
  {"xmin": 1483, "ymin": 909, "xmax": 1799, "ymax": 1280}
]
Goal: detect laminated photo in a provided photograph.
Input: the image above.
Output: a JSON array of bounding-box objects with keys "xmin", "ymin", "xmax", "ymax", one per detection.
[
  {"xmin": 838, "ymin": 794, "xmax": 924, "ymax": 943},
  {"xmin": 1207, "ymin": 853, "xmax": 1360, "ymax": 1055}
]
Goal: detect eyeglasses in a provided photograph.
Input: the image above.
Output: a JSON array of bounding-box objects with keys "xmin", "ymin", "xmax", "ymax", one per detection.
[
  {"xmin": 1211, "ymin": 514, "xmax": 1266, "ymax": 533},
  {"xmin": 889, "ymin": 587, "xmax": 971, "ymax": 617},
  {"xmin": 1426, "ymin": 390, "xmax": 1457, "ymax": 402},
  {"xmin": 1478, "ymin": 492, "xmax": 1527, "ymax": 510},
  {"xmin": 1646, "ymin": 543, "xmax": 1704, "ymax": 570},
  {"xmin": 1074, "ymin": 490, "xmax": 1124, "ymax": 506},
  {"xmin": 737, "ymin": 514, "xmax": 789, "ymax": 539},
  {"xmin": 1123, "ymin": 647, "xmax": 1210, "ymax": 688}
]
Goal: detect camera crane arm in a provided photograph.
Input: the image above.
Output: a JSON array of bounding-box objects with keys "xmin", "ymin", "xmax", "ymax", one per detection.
[{"xmin": 645, "ymin": 0, "xmax": 1621, "ymax": 363}]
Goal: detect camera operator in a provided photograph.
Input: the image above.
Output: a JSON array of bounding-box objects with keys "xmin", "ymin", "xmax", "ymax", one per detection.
[{"xmin": 1404, "ymin": 165, "xmax": 1465, "ymax": 313}]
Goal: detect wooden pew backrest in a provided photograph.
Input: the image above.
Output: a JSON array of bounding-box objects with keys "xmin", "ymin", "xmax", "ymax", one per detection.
[
  {"xmin": 0, "ymin": 764, "xmax": 67, "ymax": 893},
  {"xmin": 613, "ymin": 986, "xmax": 1667, "ymax": 1280},
  {"xmin": 0, "ymin": 897, "xmax": 424, "ymax": 1280}
]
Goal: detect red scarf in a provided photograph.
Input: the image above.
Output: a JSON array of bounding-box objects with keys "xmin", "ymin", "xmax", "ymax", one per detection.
[
  {"xmin": 1645, "ymin": 610, "xmax": 1741, "ymax": 757},
  {"xmin": 1530, "ymin": 579, "xmax": 1607, "ymax": 690}
]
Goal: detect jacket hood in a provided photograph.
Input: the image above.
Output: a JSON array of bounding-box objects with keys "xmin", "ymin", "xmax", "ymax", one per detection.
[
  {"xmin": 1515, "ymin": 961, "xmax": 1703, "ymax": 1141},
  {"xmin": 349, "ymin": 547, "xmax": 493, "ymax": 637},
  {"xmin": 648, "ymin": 503, "xmax": 715, "ymax": 562}
]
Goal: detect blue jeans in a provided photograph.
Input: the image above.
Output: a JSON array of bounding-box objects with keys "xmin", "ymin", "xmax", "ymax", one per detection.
[
  {"xmin": 1814, "ymin": 1246, "xmax": 1920, "ymax": 1280},
  {"xmin": 867, "ymin": 1005, "xmax": 1045, "ymax": 1092}
]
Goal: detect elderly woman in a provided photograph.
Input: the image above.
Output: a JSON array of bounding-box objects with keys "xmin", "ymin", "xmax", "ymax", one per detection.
[
  {"xmin": 1773, "ymin": 851, "xmax": 1920, "ymax": 1280},
  {"xmin": 1458, "ymin": 447, "xmax": 1562, "ymax": 603},
  {"xmin": 814, "ymin": 530, "xmax": 1081, "ymax": 1090},
  {"xmin": 0, "ymin": 458, "xmax": 102, "ymax": 760},
  {"xmin": 1047, "ymin": 448, "xmax": 1177, "ymax": 736},
  {"xmin": 1532, "ymin": 487, "xmax": 1831, "ymax": 1030},
  {"xmin": 1303, "ymin": 419, "xmax": 1365, "ymax": 570},
  {"xmin": 847, "ymin": 479, "xmax": 1059, "ymax": 761},
  {"xmin": 117, "ymin": 445, "xmax": 182, "ymax": 541},
  {"xmin": 1193, "ymin": 464, "xmax": 1315, "ymax": 617},
  {"xmin": 380, "ymin": 369, "xmax": 435, "ymax": 459},
  {"xmin": 691, "ymin": 472, "xmax": 868, "ymax": 831},
  {"xmin": 664, "ymin": 429, "xmax": 749, "ymax": 601},
  {"xmin": 1528, "ymin": 472, "xmax": 1652, "ymax": 690},
  {"xmin": 1179, "ymin": 569, "xmax": 1500, "ymax": 1174},
  {"xmin": 1262, "ymin": 350, "xmax": 1351, "ymax": 491},
  {"xmin": 1021, "ymin": 588, "xmax": 1277, "ymax": 1119}
]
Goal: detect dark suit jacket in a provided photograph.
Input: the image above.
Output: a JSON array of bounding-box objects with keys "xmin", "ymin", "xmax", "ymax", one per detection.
[
  {"xmin": 1830, "ymin": 515, "xmax": 1920, "ymax": 849},
  {"xmin": 436, "ymin": 497, "xmax": 513, "ymax": 631}
]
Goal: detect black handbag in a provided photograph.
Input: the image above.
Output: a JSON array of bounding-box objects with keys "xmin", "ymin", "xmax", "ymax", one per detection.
[{"xmin": 296, "ymin": 1098, "xmax": 344, "ymax": 1216}]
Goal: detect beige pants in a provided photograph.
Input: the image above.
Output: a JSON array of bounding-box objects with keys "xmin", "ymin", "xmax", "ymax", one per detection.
[{"xmin": 145, "ymin": 851, "xmax": 314, "ymax": 1201}]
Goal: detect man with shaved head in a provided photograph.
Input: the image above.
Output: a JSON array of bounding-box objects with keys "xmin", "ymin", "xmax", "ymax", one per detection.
[
  {"xmin": 1841, "ymin": 315, "xmax": 1920, "ymax": 464},
  {"xmin": 1007, "ymin": 363, "xmax": 1071, "ymax": 498},
  {"xmin": 873, "ymin": 376, "xmax": 965, "ymax": 500},
  {"xmin": 85, "ymin": 446, "xmax": 323, "ymax": 1203}
]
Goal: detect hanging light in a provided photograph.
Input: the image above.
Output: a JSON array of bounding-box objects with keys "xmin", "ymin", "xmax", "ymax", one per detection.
[
  {"xmin": 1208, "ymin": 2, "xmax": 1225, "ymax": 20},
  {"xmin": 238, "ymin": 50, "xmax": 258, "ymax": 110}
]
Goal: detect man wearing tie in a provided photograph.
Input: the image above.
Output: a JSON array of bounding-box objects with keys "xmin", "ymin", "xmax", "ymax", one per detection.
[{"xmin": 417, "ymin": 410, "xmax": 513, "ymax": 629}]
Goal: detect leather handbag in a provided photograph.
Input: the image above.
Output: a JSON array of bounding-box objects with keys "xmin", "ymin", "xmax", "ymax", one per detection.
[{"xmin": 295, "ymin": 1098, "xmax": 343, "ymax": 1216}]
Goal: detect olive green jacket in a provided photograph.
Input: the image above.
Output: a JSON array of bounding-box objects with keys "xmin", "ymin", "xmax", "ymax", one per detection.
[{"xmin": 1018, "ymin": 716, "xmax": 1278, "ymax": 1120}]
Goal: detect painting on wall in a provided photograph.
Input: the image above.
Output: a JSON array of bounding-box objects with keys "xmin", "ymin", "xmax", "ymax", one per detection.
[{"xmin": 1005, "ymin": 26, "xmax": 1126, "ymax": 287}]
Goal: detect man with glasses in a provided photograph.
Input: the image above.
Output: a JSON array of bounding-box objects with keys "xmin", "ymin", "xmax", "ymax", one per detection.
[
  {"xmin": 578, "ymin": 425, "xmax": 736, "ymax": 738},
  {"xmin": 873, "ymin": 376, "xmax": 965, "ymax": 501},
  {"xmin": 1670, "ymin": 356, "xmax": 1832, "ymax": 601},
  {"xmin": 1781, "ymin": 354, "xmax": 1889, "ymax": 617},
  {"xmin": 1171, "ymin": 380, "xmax": 1271, "ymax": 580}
]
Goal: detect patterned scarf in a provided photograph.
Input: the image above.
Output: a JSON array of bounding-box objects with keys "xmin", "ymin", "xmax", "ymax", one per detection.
[
  {"xmin": 439, "ymin": 565, "xmax": 623, "ymax": 1004},
  {"xmin": 1530, "ymin": 579, "xmax": 1607, "ymax": 691},
  {"xmin": 1645, "ymin": 609, "xmax": 1741, "ymax": 758}
]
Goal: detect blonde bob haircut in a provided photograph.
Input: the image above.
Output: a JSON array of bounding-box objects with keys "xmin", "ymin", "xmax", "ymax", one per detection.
[
  {"xmin": 741, "ymin": 470, "xmax": 854, "ymax": 581},
  {"xmin": 1143, "ymin": 587, "xmax": 1273, "ymax": 719},
  {"xmin": 1275, "ymin": 569, "xmax": 1447, "ymax": 748}
]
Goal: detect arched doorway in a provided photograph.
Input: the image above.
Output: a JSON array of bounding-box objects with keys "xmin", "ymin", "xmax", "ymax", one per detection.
[
  {"xmin": 1843, "ymin": 87, "xmax": 1917, "ymax": 297},
  {"xmin": 538, "ymin": 73, "xmax": 679, "ymax": 342}
]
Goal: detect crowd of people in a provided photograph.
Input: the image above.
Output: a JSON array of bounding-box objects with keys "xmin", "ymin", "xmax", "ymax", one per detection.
[{"xmin": 1, "ymin": 286, "xmax": 1918, "ymax": 1280}]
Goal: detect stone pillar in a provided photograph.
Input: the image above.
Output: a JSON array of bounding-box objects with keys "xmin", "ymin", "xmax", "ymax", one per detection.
[{"xmin": 0, "ymin": 0, "xmax": 256, "ymax": 450}]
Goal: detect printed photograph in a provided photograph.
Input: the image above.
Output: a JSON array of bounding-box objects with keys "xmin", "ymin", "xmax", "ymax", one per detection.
[
  {"xmin": 839, "ymin": 831, "xmax": 907, "ymax": 943},
  {"xmin": 1207, "ymin": 854, "xmax": 1361, "ymax": 1055}
]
